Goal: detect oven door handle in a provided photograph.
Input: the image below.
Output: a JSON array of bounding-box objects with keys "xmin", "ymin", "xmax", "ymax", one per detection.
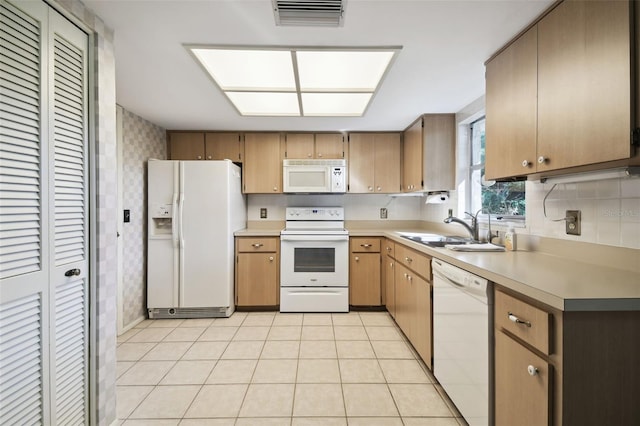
[{"xmin": 281, "ymin": 234, "xmax": 349, "ymax": 242}]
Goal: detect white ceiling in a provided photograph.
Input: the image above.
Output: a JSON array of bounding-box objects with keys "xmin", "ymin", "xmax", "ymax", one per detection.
[{"xmin": 83, "ymin": 0, "xmax": 553, "ymax": 132}]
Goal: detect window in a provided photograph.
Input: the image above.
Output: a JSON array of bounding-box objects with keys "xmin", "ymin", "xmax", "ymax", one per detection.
[{"xmin": 468, "ymin": 117, "xmax": 525, "ymax": 219}]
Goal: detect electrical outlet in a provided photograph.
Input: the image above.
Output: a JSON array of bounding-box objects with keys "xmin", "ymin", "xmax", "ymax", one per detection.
[
  {"xmin": 566, "ymin": 210, "xmax": 581, "ymax": 235},
  {"xmin": 380, "ymin": 208, "xmax": 388, "ymax": 219},
  {"xmin": 448, "ymin": 209, "xmax": 453, "ymax": 217},
  {"xmin": 260, "ymin": 208, "xmax": 267, "ymax": 219}
]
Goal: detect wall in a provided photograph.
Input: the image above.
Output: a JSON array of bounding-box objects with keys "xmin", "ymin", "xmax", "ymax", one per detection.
[
  {"xmin": 421, "ymin": 95, "xmax": 640, "ymax": 250},
  {"xmin": 53, "ymin": 0, "xmax": 118, "ymax": 423},
  {"xmin": 248, "ymin": 193, "xmax": 422, "ymax": 222},
  {"xmin": 120, "ymin": 108, "xmax": 167, "ymax": 328}
]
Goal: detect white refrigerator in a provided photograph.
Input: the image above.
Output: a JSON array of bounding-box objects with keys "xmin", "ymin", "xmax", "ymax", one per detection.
[{"xmin": 147, "ymin": 160, "xmax": 246, "ymax": 318}]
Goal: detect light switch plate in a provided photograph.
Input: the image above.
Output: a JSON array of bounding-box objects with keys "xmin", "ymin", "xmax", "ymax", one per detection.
[{"xmin": 566, "ymin": 210, "xmax": 581, "ymax": 235}]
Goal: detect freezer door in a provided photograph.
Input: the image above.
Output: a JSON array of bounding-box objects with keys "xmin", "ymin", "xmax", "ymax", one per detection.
[
  {"xmin": 179, "ymin": 161, "xmax": 238, "ymax": 308},
  {"xmin": 147, "ymin": 160, "xmax": 180, "ymax": 308}
]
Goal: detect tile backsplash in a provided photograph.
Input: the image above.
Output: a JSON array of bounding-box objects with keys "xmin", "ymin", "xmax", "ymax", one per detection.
[
  {"xmin": 247, "ymin": 194, "xmax": 422, "ymax": 222},
  {"xmin": 419, "ymin": 178, "xmax": 640, "ymax": 250}
]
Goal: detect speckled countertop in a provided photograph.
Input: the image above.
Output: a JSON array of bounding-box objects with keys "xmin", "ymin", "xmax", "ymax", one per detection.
[{"xmin": 235, "ymin": 225, "xmax": 640, "ymax": 312}]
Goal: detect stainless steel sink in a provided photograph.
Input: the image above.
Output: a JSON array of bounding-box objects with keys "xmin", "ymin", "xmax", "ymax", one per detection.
[{"xmin": 397, "ymin": 232, "xmax": 477, "ymax": 248}]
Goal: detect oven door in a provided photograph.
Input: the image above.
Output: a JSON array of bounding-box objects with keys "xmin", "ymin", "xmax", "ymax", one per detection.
[{"xmin": 280, "ymin": 234, "xmax": 349, "ymax": 287}]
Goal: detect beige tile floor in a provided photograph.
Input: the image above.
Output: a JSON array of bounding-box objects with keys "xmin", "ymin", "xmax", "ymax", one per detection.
[{"xmin": 116, "ymin": 311, "xmax": 467, "ymax": 426}]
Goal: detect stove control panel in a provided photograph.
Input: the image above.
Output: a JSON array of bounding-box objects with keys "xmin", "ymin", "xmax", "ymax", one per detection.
[{"xmin": 286, "ymin": 207, "xmax": 344, "ymax": 221}]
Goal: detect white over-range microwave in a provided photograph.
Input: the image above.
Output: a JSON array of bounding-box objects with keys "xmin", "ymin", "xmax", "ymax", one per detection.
[{"xmin": 283, "ymin": 159, "xmax": 346, "ymax": 193}]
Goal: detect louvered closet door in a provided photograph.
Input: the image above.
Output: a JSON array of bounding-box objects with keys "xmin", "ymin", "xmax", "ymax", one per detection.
[
  {"xmin": 0, "ymin": 1, "xmax": 89, "ymax": 424},
  {"xmin": 48, "ymin": 8, "xmax": 89, "ymax": 425},
  {"xmin": 1, "ymin": 1, "xmax": 51, "ymax": 424}
]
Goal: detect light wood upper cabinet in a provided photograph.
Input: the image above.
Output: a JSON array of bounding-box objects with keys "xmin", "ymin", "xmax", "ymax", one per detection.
[
  {"xmin": 348, "ymin": 133, "xmax": 401, "ymax": 193},
  {"xmin": 485, "ymin": 26, "xmax": 538, "ymax": 180},
  {"xmin": 314, "ymin": 133, "xmax": 344, "ymax": 159},
  {"xmin": 485, "ymin": 0, "xmax": 637, "ymax": 180},
  {"xmin": 402, "ymin": 114, "xmax": 456, "ymax": 192},
  {"xmin": 205, "ymin": 132, "xmax": 243, "ymax": 162},
  {"xmin": 243, "ymin": 133, "xmax": 283, "ymax": 193},
  {"xmin": 284, "ymin": 133, "xmax": 344, "ymax": 159},
  {"xmin": 536, "ymin": 0, "xmax": 632, "ymax": 172},
  {"xmin": 168, "ymin": 132, "xmax": 205, "ymax": 160}
]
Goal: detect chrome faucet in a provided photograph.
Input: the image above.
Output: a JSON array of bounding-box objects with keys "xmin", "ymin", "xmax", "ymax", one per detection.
[{"xmin": 444, "ymin": 210, "xmax": 480, "ymax": 241}]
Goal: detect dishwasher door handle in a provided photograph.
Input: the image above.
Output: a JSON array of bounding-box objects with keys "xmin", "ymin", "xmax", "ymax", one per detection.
[{"xmin": 433, "ymin": 272, "xmax": 465, "ymax": 288}]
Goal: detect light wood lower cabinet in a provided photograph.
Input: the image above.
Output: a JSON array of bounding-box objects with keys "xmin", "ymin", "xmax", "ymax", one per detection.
[
  {"xmin": 393, "ymin": 243, "xmax": 432, "ymax": 368},
  {"xmin": 235, "ymin": 237, "xmax": 279, "ymax": 307},
  {"xmin": 495, "ymin": 286, "xmax": 640, "ymax": 425},
  {"xmin": 349, "ymin": 237, "xmax": 381, "ymax": 306},
  {"xmin": 382, "ymin": 239, "xmax": 396, "ymax": 317}
]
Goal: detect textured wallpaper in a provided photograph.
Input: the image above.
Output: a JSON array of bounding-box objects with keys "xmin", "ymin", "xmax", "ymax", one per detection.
[{"xmin": 122, "ymin": 110, "xmax": 167, "ymax": 327}]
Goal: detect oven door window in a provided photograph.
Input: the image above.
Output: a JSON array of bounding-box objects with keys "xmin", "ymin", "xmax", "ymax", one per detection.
[{"xmin": 294, "ymin": 248, "xmax": 335, "ymax": 273}]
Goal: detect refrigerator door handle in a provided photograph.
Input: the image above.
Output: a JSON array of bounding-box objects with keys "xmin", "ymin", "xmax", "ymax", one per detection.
[
  {"xmin": 178, "ymin": 163, "xmax": 186, "ymax": 307},
  {"xmin": 171, "ymin": 192, "xmax": 179, "ymax": 247}
]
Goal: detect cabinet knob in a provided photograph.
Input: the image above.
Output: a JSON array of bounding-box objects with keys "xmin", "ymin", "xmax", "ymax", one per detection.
[
  {"xmin": 522, "ymin": 160, "xmax": 531, "ymax": 168},
  {"xmin": 269, "ymin": 256, "xmax": 274, "ymax": 262},
  {"xmin": 252, "ymin": 243, "xmax": 264, "ymax": 248},
  {"xmin": 390, "ymin": 262, "xmax": 394, "ymax": 268},
  {"xmin": 354, "ymin": 256, "xmax": 360, "ymax": 261},
  {"xmin": 368, "ymin": 186, "xmax": 373, "ymax": 192},
  {"xmin": 273, "ymin": 186, "xmax": 278, "ymax": 191},
  {"xmin": 318, "ymin": 153, "xmax": 322, "ymax": 157},
  {"xmin": 407, "ymin": 275, "xmax": 412, "ymax": 282},
  {"xmin": 403, "ymin": 273, "xmax": 408, "ymax": 278},
  {"xmin": 376, "ymin": 186, "xmax": 382, "ymax": 191},
  {"xmin": 207, "ymin": 155, "xmax": 212, "ymax": 160},
  {"xmin": 65, "ymin": 268, "xmax": 81, "ymax": 277},
  {"xmin": 527, "ymin": 365, "xmax": 538, "ymax": 376},
  {"xmin": 538, "ymin": 156, "xmax": 547, "ymax": 164},
  {"xmin": 197, "ymin": 155, "xmax": 202, "ymax": 160},
  {"xmin": 307, "ymin": 153, "xmax": 312, "ymax": 158},
  {"xmin": 508, "ymin": 312, "xmax": 531, "ymax": 327}
]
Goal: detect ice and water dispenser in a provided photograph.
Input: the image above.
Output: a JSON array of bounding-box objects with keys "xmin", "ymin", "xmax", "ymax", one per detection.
[{"xmin": 150, "ymin": 203, "xmax": 173, "ymax": 236}]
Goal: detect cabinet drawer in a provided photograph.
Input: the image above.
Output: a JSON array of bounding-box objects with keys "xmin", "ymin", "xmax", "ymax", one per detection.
[
  {"xmin": 495, "ymin": 289, "xmax": 551, "ymax": 355},
  {"xmin": 382, "ymin": 239, "xmax": 395, "ymax": 258},
  {"xmin": 350, "ymin": 237, "xmax": 381, "ymax": 252},
  {"xmin": 395, "ymin": 244, "xmax": 430, "ymax": 280},
  {"xmin": 237, "ymin": 237, "xmax": 278, "ymax": 252}
]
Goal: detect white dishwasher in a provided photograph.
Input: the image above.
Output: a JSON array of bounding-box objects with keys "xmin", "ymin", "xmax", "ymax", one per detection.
[{"xmin": 432, "ymin": 259, "xmax": 493, "ymax": 426}]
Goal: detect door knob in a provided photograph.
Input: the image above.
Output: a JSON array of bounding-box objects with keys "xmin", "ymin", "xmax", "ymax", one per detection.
[{"xmin": 65, "ymin": 268, "xmax": 81, "ymax": 277}]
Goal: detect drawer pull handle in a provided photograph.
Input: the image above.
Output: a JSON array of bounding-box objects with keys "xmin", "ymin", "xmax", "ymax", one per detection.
[
  {"xmin": 386, "ymin": 247, "xmax": 392, "ymax": 252},
  {"xmin": 360, "ymin": 244, "xmax": 372, "ymax": 248},
  {"xmin": 508, "ymin": 312, "xmax": 531, "ymax": 327},
  {"xmin": 405, "ymin": 257, "xmax": 412, "ymax": 263},
  {"xmin": 252, "ymin": 243, "xmax": 264, "ymax": 248},
  {"xmin": 527, "ymin": 365, "xmax": 538, "ymax": 376}
]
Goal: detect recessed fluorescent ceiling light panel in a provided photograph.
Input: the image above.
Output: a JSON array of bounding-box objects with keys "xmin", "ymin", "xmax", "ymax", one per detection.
[{"xmin": 189, "ymin": 47, "xmax": 400, "ymax": 116}]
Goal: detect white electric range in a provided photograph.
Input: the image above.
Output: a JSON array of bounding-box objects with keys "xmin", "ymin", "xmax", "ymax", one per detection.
[{"xmin": 280, "ymin": 207, "xmax": 349, "ymax": 312}]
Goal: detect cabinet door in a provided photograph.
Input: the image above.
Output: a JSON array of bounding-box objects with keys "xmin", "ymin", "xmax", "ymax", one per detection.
[
  {"xmin": 413, "ymin": 275, "xmax": 431, "ymax": 368},
  {"xmin": 423, "ymin": 114, "xmax": 455, "ymax": 191},
  {"xmin": 495, "ymin": 330, "xmax": 551, "ymax": 426},
  {"xmin": 394, "ymin": 263, "xmax": 412, "ymax": 338},
  {"xmin": 485, "ymin": 27, "xmax": 538, "ymax": 180},
  {"xmin": 373, "ymin": 133, "xmax": 401, "ymax": 193},
  {"xmin": 169, "ymin": 132, "xmax": 205, "ymax": 160},
  {"xmin": 315, "ymin": 133, "xmax": 344, "ymax": 159},
  {"xmin": 384, "ymin": 256, "xmax": 396, "ymax": 318},
  {"xmin": 402, "ymin": 120, "xmax": 422, "ymax": 192},
  {"xmin": 537, "ymin": 0, "xmax": 632, "ymax": 171},
  {"xmin": 348, "ymin": 133, "xmax": 375, "ymax": 193},
  {"xmin": 205, "ymin": 132, "xmax": 243, "ymax": 162},
  {"xmin": 350, "ymin": 253, "xmax": 381, "ymax": 306},
  {"xmin": 236, "ymin": 253, "xmax": 278, "ymax": 306},
  {"xmin": 285, "ymin": 133, "xmax": 315, "ymax": 159},
  {"xmin": 243, "ymin": 133, "xmax": 282, "ymax": 193}
]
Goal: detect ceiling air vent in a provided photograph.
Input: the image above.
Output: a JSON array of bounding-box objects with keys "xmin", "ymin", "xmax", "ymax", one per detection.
[{"xmin": 273, "ymin": 0, "xmax": 346, "ymax": 27}]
